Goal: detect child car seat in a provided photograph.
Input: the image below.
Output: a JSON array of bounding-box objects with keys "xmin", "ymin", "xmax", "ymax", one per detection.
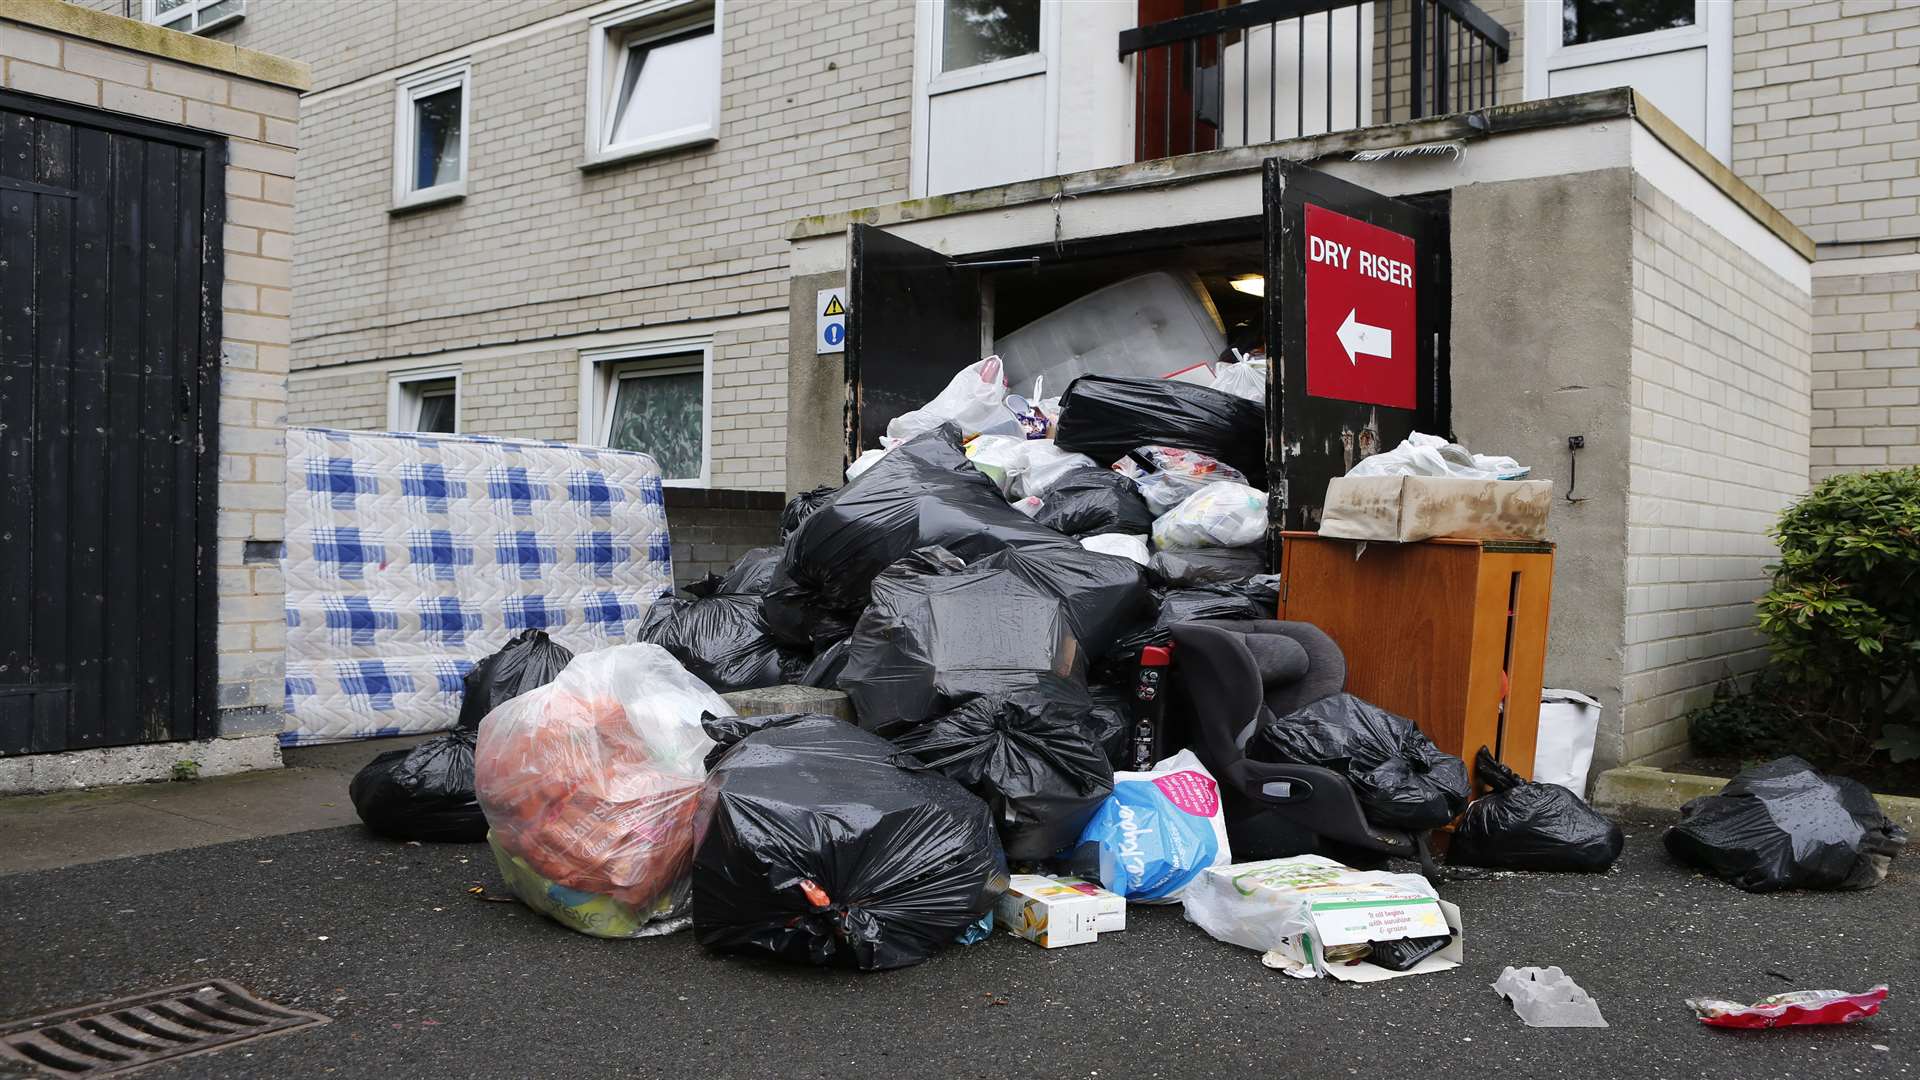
[{"xmin": 1166, "ymin": 619, "xmax": 1432, "ymax": 873}]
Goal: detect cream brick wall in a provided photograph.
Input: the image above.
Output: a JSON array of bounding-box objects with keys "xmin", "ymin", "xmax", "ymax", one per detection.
[
  {"xmin": 1809, "ymin": 264, "xmax": 1920, "ymax": 478},
  {"xmin": 1622, "ymin": 176, "xmax": 1813, "ymax": 764},
  {"xmin": 1, "ymin": 9, "xmax": 303, "ymax": 733}
]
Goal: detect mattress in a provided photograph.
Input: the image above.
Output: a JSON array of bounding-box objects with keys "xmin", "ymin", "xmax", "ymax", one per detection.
[{"xmin": 282, "ymin": 427, "xmax": 673, "ymax": 745}]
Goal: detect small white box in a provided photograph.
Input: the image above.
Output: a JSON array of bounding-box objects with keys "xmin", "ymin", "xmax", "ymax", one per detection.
[{"xmin": 995, "ymin": 874, "xmax": 1127, "ymax": 948}]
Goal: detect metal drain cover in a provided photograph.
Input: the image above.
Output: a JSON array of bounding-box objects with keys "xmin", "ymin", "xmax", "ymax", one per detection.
[{"xmin": 0, "ymin": 981, "xmax": 327, "ymax": 1077}]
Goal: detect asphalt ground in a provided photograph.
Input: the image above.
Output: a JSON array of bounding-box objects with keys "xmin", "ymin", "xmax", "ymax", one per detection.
[{"xmin": 1, "ymin": 811, "xmax": 1909, "ymax": 1080}]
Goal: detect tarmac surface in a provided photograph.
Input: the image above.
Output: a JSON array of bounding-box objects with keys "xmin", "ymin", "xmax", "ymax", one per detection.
[{"xmin": 2, "ymin": 789, "xmax": 1910, "ymax": 1079}]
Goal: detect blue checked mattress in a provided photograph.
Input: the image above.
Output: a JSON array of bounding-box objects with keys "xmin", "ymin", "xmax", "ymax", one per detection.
[{"xmin": 282, "ymin": 427, "xmax": 674, "ymax": 745}]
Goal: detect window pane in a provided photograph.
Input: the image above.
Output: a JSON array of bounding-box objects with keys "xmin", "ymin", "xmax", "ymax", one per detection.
[
  {"xmin": 941, "ymin": 0, "xmax": 1040, "ymax": 72},
  {"xmin": 609, "ymin": 27, "xmax": 719, "ymax": 149},
  {"xmin": 414, "ymin": 87, "xmax": 462, "ymax": 190},
  {"xmin": 154, "ymin": 0, "xmax": 192, "ymax": 13},
  {"xmin": 415, "ymin": 385, "xmax": 456, "ymax": 433},
  {"xmin": 608, "ymin": 370, "xmax": 703, "ymax": 480},
  {"xmin": 1562, "ymin": 0, "xmax": 1693, "ymax": 46},
  {"xmin": 200, "ymin": 0, "xmax": 243, "ymax": 25}
]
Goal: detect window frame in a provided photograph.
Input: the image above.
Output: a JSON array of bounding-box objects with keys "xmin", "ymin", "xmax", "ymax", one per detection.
[
  {"xmin": 143, "ymin": 0, "xmax": 246, "ymax": 35},
  {"xmin": 387, "ymin": 366, "xmax": 463, "ymax": 434},
  {"xmin": 391, "ymin": 62, "xmax": 472, "ymax": 211},
  {"xmin": 580, "ymin": 339, "xmax": 714, "ymax": 487},
  {"xmin": 927, "ymin": 0, "xmax": 1048, "ymax": 94},
  {"xmin": 583, "ymin": 0, "xmax": 725, "ymax": 169},
  {"xmin": 1524, "ymin": 0, "xmax": 1730, "ymax": 161}
]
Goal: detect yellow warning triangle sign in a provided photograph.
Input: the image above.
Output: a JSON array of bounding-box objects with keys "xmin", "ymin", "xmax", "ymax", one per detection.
[{"xmin": 822, "ymin": 295, "xmax": 846, "ymax": 317}]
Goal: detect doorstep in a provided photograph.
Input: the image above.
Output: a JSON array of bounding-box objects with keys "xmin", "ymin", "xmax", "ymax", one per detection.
[{"xmin": 1591, "ymin": 765, "xmax": 1920, "ymax": 827}]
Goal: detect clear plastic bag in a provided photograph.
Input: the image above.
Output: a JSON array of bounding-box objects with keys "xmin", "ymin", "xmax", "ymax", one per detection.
[
  {"xmin": 967, "ymin": 436, "xmax": 1096, "ymax": 499},
  {"xmin": 1126, "ymin": 447, "xmax": 1250, "ymax": 516},
  {"xmin": 1080, "ymin": 533, "xmax": 1150, "ymax": 566},
  {"xmin": 474, "ymin": 644, "xmax": 730, "ymax": 932},
  {"xmin": 887, "ymin": 356, "xmax": 1014, "ymax": 443},
  {"xmin": 1151, "ymin": 482, "xmax": 1269, "ymax": 550},
  {"xmin": 1209, "ymin": 358, "xmax": 1267, "ymax": 403}
]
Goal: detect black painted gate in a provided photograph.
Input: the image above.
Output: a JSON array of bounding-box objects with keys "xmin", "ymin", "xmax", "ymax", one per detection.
[{"xmin": 0, "ymin": 91, "xmax": 224, "ymax": 755}]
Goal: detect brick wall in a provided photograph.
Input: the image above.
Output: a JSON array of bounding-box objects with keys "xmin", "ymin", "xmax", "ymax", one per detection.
[
  {"xmin": 1810, "ymin": 262, "xmax": 1920, "ymax": 479},
  {"xmin": 1622, "ymin": 176, "xmax": 1813, "ymax": 764},
  {"xmin": 664, "ymin": 496, "xmax": 781, "ymax": 589},
  {"xmin": 1, "ymin": 5, "xmax": 305, "ymax": 739},
  {"xmin": 1372, "ymin": 0, "xmax": 1524, "ymax": 124}
]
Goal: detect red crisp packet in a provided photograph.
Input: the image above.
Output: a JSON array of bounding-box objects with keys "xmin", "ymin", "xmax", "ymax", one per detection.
[{"xmin": 1687, "ymin": 985, "xmax": 1888, "ymax": 1029}]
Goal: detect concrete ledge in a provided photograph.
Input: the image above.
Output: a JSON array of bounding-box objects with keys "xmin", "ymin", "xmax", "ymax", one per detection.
[
  {"xmin": 1593, "ymin": 765, "xmax": 1920, "ymax": 828},
  {"xmin": 3, "ymin": 0, "xmax": 311, "ymax": 91},
  {"xmin": 0, "ymin": 735, "xmax": 282, "ymax": 796}
]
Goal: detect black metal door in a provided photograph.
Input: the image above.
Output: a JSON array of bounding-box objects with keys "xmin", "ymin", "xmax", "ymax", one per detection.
[
  {"xmin": 844, "ymin": 224, "xmax": 982, "ymax": 464},
  {"xmin": 1263, "ymin": 158, "xmax": 1448, "ymax": 538},
  {"xmin": 0, "ymin": 92, "xmax": 224, "ymax": 755}
]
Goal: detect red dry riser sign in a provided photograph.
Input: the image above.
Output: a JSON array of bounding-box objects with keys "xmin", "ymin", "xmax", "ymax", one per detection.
[{"xmin": 1304, "ymin": 204, "xmax": 1418, "ymax": 409}]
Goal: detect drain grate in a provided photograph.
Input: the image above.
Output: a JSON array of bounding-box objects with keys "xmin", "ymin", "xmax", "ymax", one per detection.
[{"xmin": 0, "ymin": 981, "xmax": 328, "ymax": 1077}]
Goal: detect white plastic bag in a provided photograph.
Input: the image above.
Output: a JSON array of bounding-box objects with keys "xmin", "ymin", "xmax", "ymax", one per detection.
[
  {"xmin": 1125, "ymin": 446, "xmax": 1250, "ymax": 515},
  {"xmin": 886, "ymin": 356, "xmax": 1014, "ymax": 443},
  {"xmin": 846, "ymin": 444, "xmax": 895, "ymax": 482},
  {"xmin": 1079, "ymin": 533, "xmax": 1150, "ymax": 566},
  {"xmin": 474, "ymin": 644, "xmax": 729, "ymax": 934},
  {"xmin": 1152, "ymin": 482, "xmax": 1268, "ymax": 550},
  {"xmin": 964, "ymin": 435, "xmax": 1029, "ymax": 495},
  {"xmin": 1349, "ymin": 431, "xmax": 1529, "ymax": 481},
  {"xmin": 1015, "ymin": 440, "xmax": 1097, "ymax": 498},
  {"xmin": 1534, "ymin": 689, "xmax": 1602, "ymax": 794},
  {"xmin": 1209, "ymin": 358, "xmax": 1267, "ymax": 402}
]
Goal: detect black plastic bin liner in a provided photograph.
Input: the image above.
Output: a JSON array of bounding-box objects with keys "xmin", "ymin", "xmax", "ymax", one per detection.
[
  {"xmin": 1096, "ymin": 579, "xmax": 1280, "ymax": 681},
  {"xmin": 888, "ymin": 677, "xmax": 1115, "ymax": 862},
  {"xmin": 1448, "ymin": 749, "xmax": 1624, "ymax": 872},
  {"xmin": 840, "ymin": 547, "xmax": 1084, "ymax": 729},
  {"xmin": 1248, "ymin": 692, "xmax": 1470, "ymax": 831},
  {"xmin": 692, "ymin": 713, "xmax": 1008, "ymax": 971},
  {"xmin": 1665, "ymin": 755, "xmax": 1908, "ymax": 892},
  {"xmin": 1034, "ymin": 467, "xmax": 1155, "ymax": 538},
  {"xmin": 639, "ymin": 593, "xmax": 805, "ymax": 692},
  {"xmin": 456, "ymin": 628, "xmax": 574, "ymax": 729},
  {"xmin": 767, "ymin": 424, "xmax": 1072, "ymax": 633},
  {"xmin": 976, "ymin": 543, "xmax": 1153, "ymax": 660},
  {"xmin": 1148, "ymin": 546, "xmax": 1268, "ymax": 587},
  {"xmin": 781, "ymin": 484, "xmax": 838, "ymax": 540},
  {"xmin": 1053, "ymin": 375, "xmax": 1266, "ymax": 478},
  {"xmin": 1085, "ymin": 683, "xmax": 1134, "ymax": 770},
  {"xmin": 349, "ymin": 729, "xmax": 486, "ymax": 843},
  {"xmin": 716, "ymin": 547, "xmax": 781, "ymax": 595}
]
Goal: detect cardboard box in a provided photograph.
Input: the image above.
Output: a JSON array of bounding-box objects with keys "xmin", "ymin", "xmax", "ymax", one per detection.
[
  {"xmin": 996, "ymin": 874, "xmax": 1127, "ymax": 948},
  {"xmin": 1182, "ymin": 855, "xmax": 1464, "ymax": 982},
  {"xmin": 1318, "ymin": 475, "xmax": 1552, "ymax": 543}
]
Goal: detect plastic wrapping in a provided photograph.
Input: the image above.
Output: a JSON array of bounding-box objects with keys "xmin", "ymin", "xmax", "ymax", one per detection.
[
  {"xmin": 487, "ymin": 832, "xmax": 684, "ymax": 938},
  {"xmin": 967, "ymin": 437, "xmax": 1097, "ymax": 500},
  {"xmin": 889, "ymin": 678, "xmax": 1115, "ymax": 861},
  {"xmin": 1209, "ymin": 358, "xmax": 1268, "ymax": 402},
  {"xmin": 1035, "ymin": 467, "xmax": 1155, "ymax": 538},
  {"xmin": 1248, "ymin": 692, "xmax": 1470, "ymax": 831},
  {"xmin": 1448, "ymin": 749, "xmax": 1624, "ymax": 872},
  {"xmin": 1075, "ymin": 749, "xmax": 1230, "ymax": 902},
  {"xmin": 1054, "ymin": 375, "xmax": 1266, "ymax": 478},
  {"xmin": 1152, "ymin": 482, "xmax": 1269, "ymax": 551},
  {"xmin": 887, "ymin": 356, "xmax": 1014, "ymax": 443},
  {"xmin": 691, "ymin": 713, "xmax": 1008, "ymax": 971},
  {"xmin": 771, "ymin": 424, "xmax": 1073, "ymax": 626},
  {"xmin": 1664, "ymin": 756, "xmax": 1908, "ymax": 892},
  {"xmin": 456, "ymin": 628, "xmax": 575, "ymax": 729},
  {"xmin": 840, "ymin": 547, "xmax": 1084, "ymax": 728},
  {"xmin": 638, "ymin": 593, "xmax": 804, "ymax": 692},
  {"xmin": 1687, "ymin": 986, "xmax": 1889, "ymax": 1029},
  {"xmin": 1079, "ymin": 533, "xmax": 1150, "ymax": 567},
  {"xmin": 474, "ymin": 644, "xmax": 728, "ymax": 932},
  {"xmin": 1147, "ymin": 546, "xmax": 1267, "ymax": 587},
  {"xmin": 977, "ymin": 543, "xmax": 1153, "ymax": 661},
  {"xmin": 349, "ymin": 729, "xmax": 486, "ymax": 843},
  {"xmin": 1349, "ymin": 431, "xmax": 1529, "ymax": 480},
  {"xmin": 1124, "ymin": 446, "xmax": 1250, "ymax": 516},
  {"xmin": 781, "ymin": 484, "xmax": 838, "ymax": 540}
]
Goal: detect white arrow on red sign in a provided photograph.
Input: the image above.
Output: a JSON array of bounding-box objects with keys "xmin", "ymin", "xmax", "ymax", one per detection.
[{"xmin": 1336, "ymin": 308, "xmax": 1393, "ymax": 365}]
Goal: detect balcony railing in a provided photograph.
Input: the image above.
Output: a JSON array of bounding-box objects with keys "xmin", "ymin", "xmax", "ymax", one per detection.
[{"xmin": 1118, "ymin": 0, "xmax": 1512, "ymax": 163}]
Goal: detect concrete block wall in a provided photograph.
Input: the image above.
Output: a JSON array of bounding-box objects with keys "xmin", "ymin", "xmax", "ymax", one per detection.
[
  {"xmin": 1, "ymin": 1, "xmax": 307, "ymax": 755},
  {"xmin": 1622, "ymin": 176, "xmax": 1814, "ymax": 764},
  {"xmin": 664, "ymin": 497, "xmax": 782, "ymax": 589},
  {"xmin": 1809, "ymin": 260, "xmax": 1920, "ymax": 479}
]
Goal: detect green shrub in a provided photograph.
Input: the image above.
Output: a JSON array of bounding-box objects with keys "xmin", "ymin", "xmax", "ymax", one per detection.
[
  {"xmin": 1686, "ymin": 677, "xmax": 1798, "ymax": 759},
  {"xmin": 1755, "ymin": 466, "xmax": 1920, "ymax": 763}
]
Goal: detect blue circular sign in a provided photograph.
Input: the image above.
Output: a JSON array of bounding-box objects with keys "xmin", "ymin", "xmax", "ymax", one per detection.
[{"xmin": 823, "ymin": 322, "xmax": 845, "ymax": 346}]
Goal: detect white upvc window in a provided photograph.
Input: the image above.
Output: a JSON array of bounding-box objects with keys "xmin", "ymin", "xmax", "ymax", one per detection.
[
  {"xmin": 388, "ymin": 367, "xmax": 461, "ymax": 434},
  {"xmin": 584, "ymin": 0, "xmax": 723, "ymax": 167},
  {"xmin": 144, "ymin": 0, "xmax": 245, "ymax": 35},
  {"xmin": 1525, "ymin": 0, "xmax": 1731, "ymax": 162},
  {"xmin": 580, "ymin": 340, "xmax": 713, "ymax": 486},
  {"xmin": 392, "ymin": 63, "xmax": 470, "ymax": 210}
]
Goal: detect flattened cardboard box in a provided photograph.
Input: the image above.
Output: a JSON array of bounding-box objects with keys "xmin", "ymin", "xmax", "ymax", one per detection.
[
  {"xmin": 996, "ymin": 874, "xmax": 1127, "ymax": 948},
  {"xmin": 1318, "ymin": 475, "xmax": 1552, "ymax": 543}
]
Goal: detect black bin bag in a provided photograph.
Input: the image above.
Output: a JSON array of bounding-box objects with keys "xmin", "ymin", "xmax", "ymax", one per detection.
[
  {"xmin": 1449, "ymin": 749, "xmax": 1624, "ymax": 872},
  {"xmin": 639, "ymin": 593, "xmax": 805, "ymax": 693},
  {"xmin": 350, "ymin": 629, "xmax": 573, "ymax": 843},
  {"xmin": 692, "ymin": 713, "xmax": 1009, "ymax": 972},
  {"xmin": 1148, "ymin": 546, "xmax": 1267, "ymax": 587},
  {"xmin": 1034, "ymin": 467, "xmax": 1154, "ymax": 538},
  {"xmin": 1096, "ymin": 578, "xmax": 1280, "ymax": 680},
  {"xmin": 1665, "ymin": 756, "xmax": 1909, "ymax": 892},
  {"xmin": 781, "ymin": 484, "xmax": 838, "ymax": 539},
  {"xmin": 1248, "ymin": 692, "xmax": 1470, "ymax": 831},
  {"xmin": 765, "ymin": 424, "xmax": 1072, "ymax": 645},
  {"xmin": 976, "ymin": 543, "xmax": 1153, "ymax": 661},
  {"xmin": 840, "ymin": 547, "xmax": 1085, "ymax": 727},
  {"xmin": 1053, "ymin": 375, "xmax": 1266, "ymax": 478},
  {"xmin": 717, "ymin": 547, "xmax": 781, "ymax": 595}
]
